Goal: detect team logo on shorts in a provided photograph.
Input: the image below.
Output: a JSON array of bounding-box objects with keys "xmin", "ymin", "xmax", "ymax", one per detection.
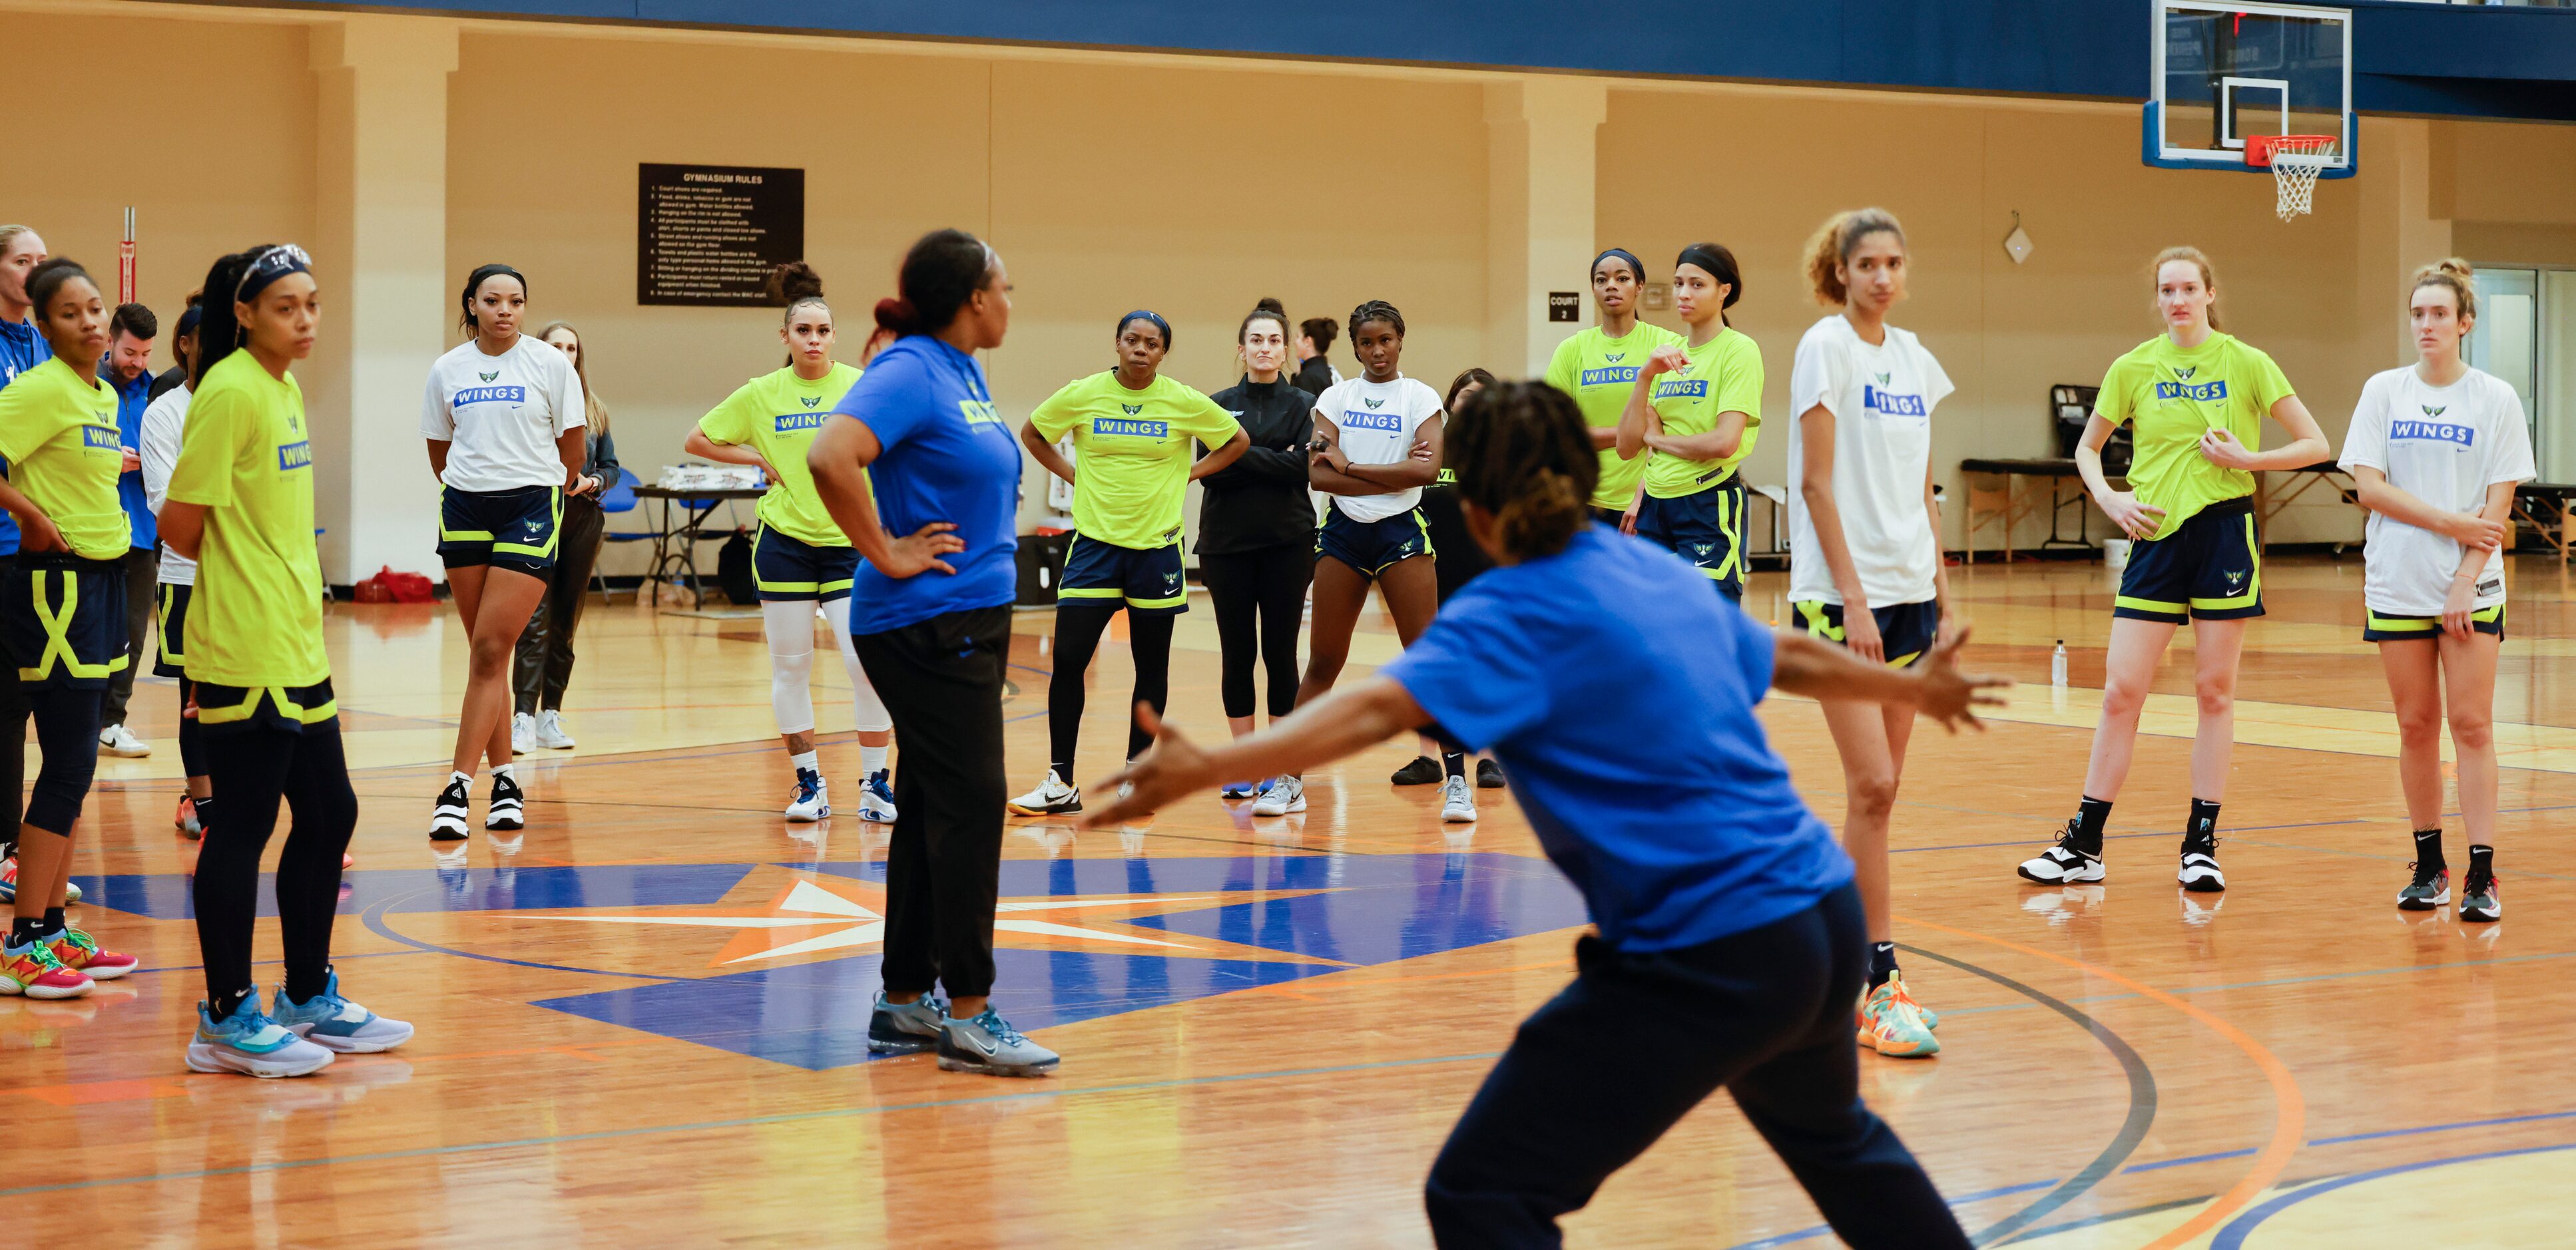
[{"xmin": 2225, "ymin": 570, "xmax": 2247, "ymax": 592}]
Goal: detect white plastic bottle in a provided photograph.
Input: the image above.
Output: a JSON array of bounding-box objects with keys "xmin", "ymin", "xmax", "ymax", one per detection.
[{"xmin": 2051, "ymin": 640, "xmax": 2068, "ymax": 688}]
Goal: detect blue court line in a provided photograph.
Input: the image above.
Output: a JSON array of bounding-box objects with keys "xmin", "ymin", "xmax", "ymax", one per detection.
[
  {"xmin": 116, "ymin": 948, "xmax": 427, "ymax": 978},
  {"xmin": 0, "ymin": 1048, "xmax": 1505, "ymax": 1199},
  {"xmin": 2210, "ymin": 1142, "xmax": 2576, "ymax": 1249},
  {"xmin": 1990, "ymin": 1193, "xmax": 2214, "ymax": 1245},
  {"xmin": 357, "ymin": 889, "xmax": 689, "ymax": 982},
  {"xmin": 1722, "ymin": 1180, "xmax": 2059, "ymax": 1250}
]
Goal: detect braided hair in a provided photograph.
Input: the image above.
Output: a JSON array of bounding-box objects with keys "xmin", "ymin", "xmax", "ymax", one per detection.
[
  {"xmin": 1445, "ymin": 380, "xmax": 1597, "ymax": 561},
  {"xmin": 1349, "ymin": 299, "xmax": 1404, "ymax": 338}
]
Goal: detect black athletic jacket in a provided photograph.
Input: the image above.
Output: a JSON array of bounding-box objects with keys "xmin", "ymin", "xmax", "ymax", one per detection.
[{"xmin": 1197, "ymin": 375, "xmax": 1319, "ymax": 555}]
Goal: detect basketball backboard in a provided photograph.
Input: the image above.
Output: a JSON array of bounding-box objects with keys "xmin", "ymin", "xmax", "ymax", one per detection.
[{"xmin": 2144, "ymin": 1, "xmax": 2355, "ymax": 179}]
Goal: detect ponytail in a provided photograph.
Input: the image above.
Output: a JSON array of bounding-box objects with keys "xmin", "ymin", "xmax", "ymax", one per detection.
[
  {"xmin": 193, "ymin": 250, "xmax": 257, "ymax": 387},
  {"xmin": 1676, "ymin": 243, "xmax": 1743, "ymax": 325},
  {"xmin": 1445, "ymin": 380, "xmax": 1598, "ymax": 562},
  {"xmin": 878, "ymin": 228, "xmax": 995, "ymax": 339}
]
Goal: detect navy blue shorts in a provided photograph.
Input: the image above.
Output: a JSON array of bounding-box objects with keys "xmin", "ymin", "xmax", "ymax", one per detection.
[
  {"xmin": 1316, "ymin": 503, "xmax": 1433, "ymax": 578},
  {"xmin": 2364, "ymin": 603, "xmax": 2505, "ymax": 642},
  {"xmin": 439, "ymin": 485, "xmax": 561, "ymax": 578},
  {"xmin": 1061, "ymin": 534, "xmax": 1188, "ymax": 614},
  {"xmin": 1792, "ymin": 598, "xmax": 1939, "ymax": 667},
  {"xmin": 195, "ymin": 679, "xmax": 340, "ymax": 735},
  {"xmin": 2114, "ymin": 497, "xmax": 2261, "ymax": 624},
  {"xmin": 753, "ymin": 524, "xmax": 858, "ymax": 602},
  {"xmin": 2, "ymin": 555, "xmax": 129, "ymax": 690},
  {"xmin": 1634, "ymin": 478, "xmax": 1748, "ymax": 600},
  {"xmin": 155, "ymin": 582, "xmax": 192, "ymax": 679}
]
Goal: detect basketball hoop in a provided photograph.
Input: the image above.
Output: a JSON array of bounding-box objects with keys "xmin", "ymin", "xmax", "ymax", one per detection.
[{"xmin": 2247, "ymin": 134, "xmax": 2336, "ymax": 222}]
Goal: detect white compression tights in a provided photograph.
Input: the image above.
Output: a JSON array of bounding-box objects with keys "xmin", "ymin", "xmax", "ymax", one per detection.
[{"xmin": 762, "ymin": 598, "xmax": 892, "ymax": 737}]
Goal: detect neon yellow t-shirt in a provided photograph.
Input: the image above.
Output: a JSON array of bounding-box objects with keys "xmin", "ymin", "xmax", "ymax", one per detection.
[
  {"xmin": 1029, "ymin": 371, "xmax": 1240, "ymax": 550},
  {"xmin": 165, "ymin": 351, "xmax": 328, "ymax": 688},
  {"xmin": 0, "ymin": 357, "xmax": 130, "ymax": 560},
  {"xmin": 1544, "ymin": 321, "xmax": 1686, "ymax": 510},
  {"xmin": 698, "ymin": 363, "xmax": 865, "ymax": 546},
  {"xmin": 2095, "ymin": 332, "xmax": 2295, "ymax": 540},
  {"xmin": 1643, "ymin": 327, "xmax": 1764, "ymax": 499}
]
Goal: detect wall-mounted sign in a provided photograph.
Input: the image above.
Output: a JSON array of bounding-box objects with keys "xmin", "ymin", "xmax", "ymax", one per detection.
[
  {"xmin": 1644, "ymin": 283, "xmax": 1671, "ymax": 311},
  {"xmin": 637, "ymin": 163, "xmax": 805, "ymax": 306},
  {"xmin": 1547, "ymin": 291, "xmax": 1581, "ymax": 322}
]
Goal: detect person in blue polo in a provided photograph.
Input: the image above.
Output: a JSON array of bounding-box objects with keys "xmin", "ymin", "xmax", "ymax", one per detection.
[
  {"xmin": 1087, "ymin": 381, "xmax": 1994, "ymax": 1249},
  {"xmin": 97, "ymin": 302, "xmax": 160, "ymax": 757}
]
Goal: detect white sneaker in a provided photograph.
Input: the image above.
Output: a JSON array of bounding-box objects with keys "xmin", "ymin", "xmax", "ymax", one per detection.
[
  {"xmin": 1251, "ymin": 776, "xmax": 1306, "ymax": 817},
  {"xmin": 1440, "ymin": 775, "xmax": 1477, "ymax": 823},
  {"xmin": 1007, "ymin": 768, "xmax": 1082, "ymax": 817},
  {"xmin": 857, "ymin": 769, "xmax": 897, "ymax": 823},
  {"xmin": 534, "ymin": 709, "xmax": 576, "ymax": 750},
  {"xmin": 785, "ymin": 769, "xmax": 830, "ymax": 822},
  {"xmin": 98, "ymin": 724, "xmax": 150, "ymax": 757},
  {"xmin": 510, "ymin": 712, "xmax": 537, "ymax": 756}
]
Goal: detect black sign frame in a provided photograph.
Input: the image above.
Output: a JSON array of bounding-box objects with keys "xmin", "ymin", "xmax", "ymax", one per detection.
[{"xmin": 637, "ymin": 163, "xmax": 806, "ymax": 307}]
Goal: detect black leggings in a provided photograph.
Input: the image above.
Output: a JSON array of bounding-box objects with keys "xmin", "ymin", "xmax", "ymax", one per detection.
[
  {"xmin": 1424, "ymin": 884, "xmax": 1965, "ymax": 1249},
  {"xmin": 23, "ymin": 687, "xmax": 101, "ymax": 836},
  {"xmin": 1199, "ymin": 544, "xmax": 1309, "ymax": 721},
  {"xmin": 1047, "ymin": 602, "xmax": 1174, "ymax": 783},
  {"xmin": 855, "ymin": 606, "xmax": 1009, "ymax": 1000},
  {"xmin": 192, "ymin": 721, "xmax": 359, "ymax": 1006}
]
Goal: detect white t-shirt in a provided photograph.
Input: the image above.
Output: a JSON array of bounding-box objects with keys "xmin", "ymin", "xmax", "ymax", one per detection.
[
  {"xmin": 419, "ymin": 335, "xmax": 585, "ymax": 493},
  {"xmin": 1315, "ymin": 374, "xmax": 1443, "ymax": 522},
  {"xmin": 140, "ymin": 382, "xmax": 197, "ymax": 586},
  {"xmin": 2338, "ymin": 364, "xmax": 2533, "ymax": 617},
  {"xmin": 1786, "ymin": 315, "xmax": 1954, "ymax": 607}
]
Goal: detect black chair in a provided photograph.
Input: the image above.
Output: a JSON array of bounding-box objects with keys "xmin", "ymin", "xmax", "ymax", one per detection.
[{"xmin": 2051, "ymin": 383, "xmax": 2131, "ymax": 475}]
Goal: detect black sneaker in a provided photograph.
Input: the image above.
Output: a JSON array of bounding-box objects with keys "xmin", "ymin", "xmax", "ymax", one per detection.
[
  {"xmin": 1475, "ymin": 758, "xmax": 1505, "ymax": 789},
  {"xmin": 1390, "ymin": 756, "xmax": 1443, "ymax": 785},
  {"xmin": 2016, "ymin": 819, "xmax": 2104, "ymax": 884},
  {"xmin": 2396, "ymin": 861, "xmax": 2450, "ymax": 911},
  {"xmin": 486, "ymin": 773, "xmax": 525, "ymax": 833},
  {"xmin": 429, "ymin": 778, "xmax": 469, "ymax": 841},
  {"xmin": 2177, "ymin": 828, "xmax": 2225, "ymax": 893},
  {"xmin": 2459, "ymin": 867, "xmax": 2501, "ymax": 923}
]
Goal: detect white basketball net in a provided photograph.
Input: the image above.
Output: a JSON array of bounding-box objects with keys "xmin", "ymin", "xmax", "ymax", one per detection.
[{"xmin": 2268, "ymin": 137, "xmax": 2336, "ymax": 222}]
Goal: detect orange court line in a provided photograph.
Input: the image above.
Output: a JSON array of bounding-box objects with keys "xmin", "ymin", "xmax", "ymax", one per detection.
[
  {"xmin": 1900, "ymin": 913, "xmax": 2306, "ymax": 1250},
  {"xmin": 9, "ymin": 1078, "xmax": 190, "ymax": 1106}
]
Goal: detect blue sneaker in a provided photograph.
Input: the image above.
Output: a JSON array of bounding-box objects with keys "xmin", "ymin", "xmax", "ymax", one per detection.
[
  {"xmin": 785, "ymin": 768, "xmax": 830, "ymax": 822},
  {"xmin": 935, "ymin": 1007, "xmax": 1059, "ymax": 1078},
  {"xmin": 1220, "ymin": 780, "xmax": 1259, "ymax": 799},
  {"xmin": 186, "ymin": 994, "xmax": 335, "ymax": 1078},
  {"xmin": 858, "ymin": 769, "xmax": 898, "ymax": 824},
  {"xmin": 868, "ymin": 990, "xmax": 946, "ymax": 1054},
  {"xmin": 273, "ymin": 968, "xmax": 415, "ymax": 1053}
]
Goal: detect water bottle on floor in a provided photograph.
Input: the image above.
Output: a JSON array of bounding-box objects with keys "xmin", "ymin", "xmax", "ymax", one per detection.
[{"xmin": 2051, "ymin": 640, "xmax": 2067, "ymax": 689}]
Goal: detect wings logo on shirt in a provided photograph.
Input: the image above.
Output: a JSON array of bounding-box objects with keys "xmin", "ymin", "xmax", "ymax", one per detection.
[
  {"xmin": 82, "ymin": 425, "xmax": 123, "ymax": 452},
  {"xmin": 276, "ymin": 440, "xmax": 313, "ymax": 471},
  {"xmin": 2175, "ymin": 367, "xmax": 2198, "ymax": 381},
  {"xmin": 2390, "ymin": 419, "xmax": 2474, "ymax": 447},
  {"xmin": 800, "ymin": 396, "xmax": 823, "ymax": 409},
  {"xmin": 1121, "ymin": 403, "xmax": 1143, "ymax": 415},
  {"xmin": 1094, "ymin": 417, "xmax": 1170, "ymax": 438},
  {"xmin": 1364, "ymin": 398, "xmax": 1386, "ymax": 409},
  {"xmin": 1605, "ymin": 353, "xmax": 1625, "ymax": 363},
  {"xmin": 1875, "ymin": 371, "xmax": 1892, "ymax": 386},
  {"xmin": 479, "ymin": 371, "xmax": 499, "ymax": 383},
  {"xmin": 2422, "ymin": 405, "xmax": 2447, "ymax": 418}
]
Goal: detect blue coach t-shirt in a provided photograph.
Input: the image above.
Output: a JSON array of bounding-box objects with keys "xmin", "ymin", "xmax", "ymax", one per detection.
[
  {"xmin": 1384, "ymin": 525, "xmax": 1853, "ymax": 952},
  {"xmin": 832, "ymin": 335, "xmax": 1021, "ymax": 634},
  {"xmin": 0, "ymin": 315, "xmax": 50, "ymax": 555}
]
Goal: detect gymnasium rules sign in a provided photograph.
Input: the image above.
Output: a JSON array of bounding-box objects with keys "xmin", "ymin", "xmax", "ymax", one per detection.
[{"xmin": 637, "ymin": 164, "xmax": 806, "ymax": 306}]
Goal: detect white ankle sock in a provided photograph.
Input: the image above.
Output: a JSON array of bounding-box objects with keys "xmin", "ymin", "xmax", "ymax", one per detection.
[
  {"xmin": 493, "ymin": 763, "xmax": 514, "ymax": 781},
  {"xmin": 791, "ymin": 750, "xmax": 820, "ymax": 775},
  {"xmin": 860, "ymin": 745, "xmax": 888, "ymax": 777}
]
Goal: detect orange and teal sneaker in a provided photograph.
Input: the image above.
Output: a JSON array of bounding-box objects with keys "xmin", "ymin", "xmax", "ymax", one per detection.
[
  {"xmin": 0, "ymin": 858, "xmax": 81, "ymax": 905},
  {"xmin": 1890, "ymin": 973, "xmax": 1939, "ymax": 1031},
  {"xmin": 1858, "ymin": 976, "xmax": 1940, "ymax": 1058},
  {"xmin": 48, "ymin": 929, "xmax": 136, "ymax": 980},
  {"xmin": 0, "ymin": 937, "xmax": 93, "ymax": 1000}
]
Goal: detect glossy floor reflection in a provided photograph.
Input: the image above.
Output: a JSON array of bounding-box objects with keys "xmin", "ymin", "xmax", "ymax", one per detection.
[{"xmin": 14, "ymin": 554, "xmax": 2576, "ymax": 1246}]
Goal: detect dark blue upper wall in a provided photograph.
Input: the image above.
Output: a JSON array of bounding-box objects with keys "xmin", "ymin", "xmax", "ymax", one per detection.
[{"xmin": 280, "ymin": 0, "xmax": 2576, "ymax": 121}]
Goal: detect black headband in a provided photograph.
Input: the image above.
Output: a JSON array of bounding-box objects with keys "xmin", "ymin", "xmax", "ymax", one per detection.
[
  {"xmin": 1591, "ymin": 248, "xmax": 1644, "ymax": 282},
  {"xmin": 1675, "ymin": 244, "xmax": 1730, "ymax": 282},
  {"xmin": 175, "ymin": 306, "xmax": 202, "ymax": 337},
  {"xmin": 236, "ymin": 244, "xmax": 312, "ymax": 305},
  {"xmin": 468, "ymin": 264, "xmax": 527, "ymax": 301},
  {"xmin": 1118, "ymin": 310, "xmax": 1172, "ymax": 349}
]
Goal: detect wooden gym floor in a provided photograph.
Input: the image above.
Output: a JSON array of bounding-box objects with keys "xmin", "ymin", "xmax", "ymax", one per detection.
[{"xmin": 11, "ymin": 552, "xmax": 2576, "ymax": 1247}]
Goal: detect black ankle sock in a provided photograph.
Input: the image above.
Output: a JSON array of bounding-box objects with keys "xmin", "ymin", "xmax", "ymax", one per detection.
[
  {"xmin": 9, "ymin": 917, "xmax": 47, "ymax": 947},
  {"xmin": 284, "ymin": 963, "xmax": 330, "ymax": 1007},
  {"xmin": 1051, "ymin": 760, "xmax": 1074, "ymax": 788},
  {"xmin": 2467, "ymin": 844, "xmax": 2495, "ymax": 881},
  {"xmin": 210, "ymin": 985, "xmax": 254, "ymax": 1021},
  {"xmin": 39, "ymin": 907, "xmax": 63, "ymax": 938},
  {"xmin": 2075, "ymin": 797, "xmax": 2112, "ymax": 853},
  {"xmin": 1443, "ymin": 751, "xmax": 1466, "ymax": 780},
  {"xmin": 2187, "ymin": 798, "xmax": 2221, "ymax": 844},
  {"xmin": 2413, "ymin": 827, "xmax": 2446, "ymax": 871},
  {"xmin": 1868, "ymin": 941, "xmax": 1899, "ymax": 990}
]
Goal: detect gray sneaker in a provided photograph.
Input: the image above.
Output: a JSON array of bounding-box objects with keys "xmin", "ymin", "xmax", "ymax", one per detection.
[
  {"xmin": 935, "ymin": 1008, "xmax": 1059, "ymax": 1078},
  {"xmin": 868, "ymin": 990, "xmax": 947, "ymax": 1054}
]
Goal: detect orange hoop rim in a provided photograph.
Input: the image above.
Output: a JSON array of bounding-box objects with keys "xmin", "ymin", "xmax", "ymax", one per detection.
[{"xmin": 2246, "ymin": 133, "xmax": 2337, "ymax": 168}]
